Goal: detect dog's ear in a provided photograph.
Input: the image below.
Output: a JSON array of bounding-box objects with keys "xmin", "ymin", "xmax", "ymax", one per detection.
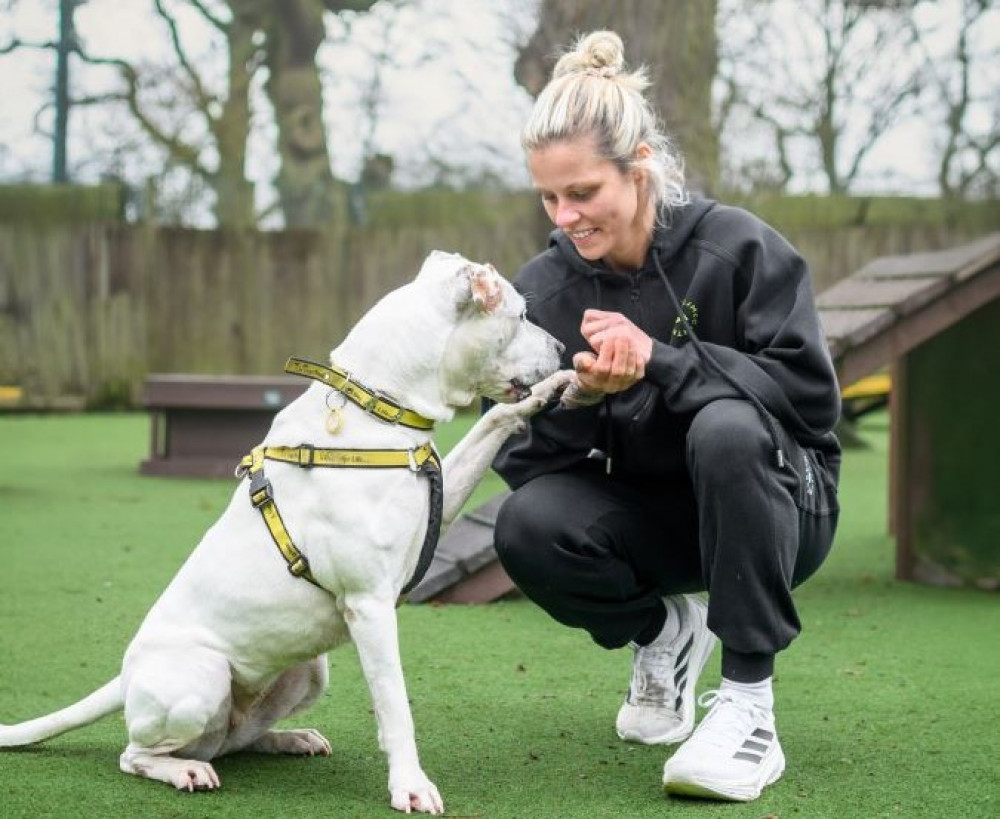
[{"xmin": 455, "ymin": 264, "xmax": 504, "ymax": 314}]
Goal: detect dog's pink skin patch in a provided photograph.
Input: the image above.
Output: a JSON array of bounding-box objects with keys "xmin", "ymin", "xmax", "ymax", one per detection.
[{"xmin": 470, "ymin": 270, "xmax": 503, "ymax": 313}]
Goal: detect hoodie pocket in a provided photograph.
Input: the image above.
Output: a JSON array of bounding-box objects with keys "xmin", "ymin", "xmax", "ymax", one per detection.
[{"xmin": 612, "ymin": 384, "xmax": 692, "ymax": 477}]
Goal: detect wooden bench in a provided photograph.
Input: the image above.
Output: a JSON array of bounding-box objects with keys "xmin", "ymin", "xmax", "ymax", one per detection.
[{"xmin": 140, "ymin": 375, "xmax": 307, "ymax": 478}]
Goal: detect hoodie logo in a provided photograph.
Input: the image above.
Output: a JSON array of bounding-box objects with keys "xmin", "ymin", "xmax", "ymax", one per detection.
[{"xmin": 671, "ymin": 299, "xmax": 699, "ymax": 339}]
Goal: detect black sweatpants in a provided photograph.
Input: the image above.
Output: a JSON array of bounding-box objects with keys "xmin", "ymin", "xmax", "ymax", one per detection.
[{"xmin": 494, "ymin": 399, "xmax": 840, "ymax": 678}]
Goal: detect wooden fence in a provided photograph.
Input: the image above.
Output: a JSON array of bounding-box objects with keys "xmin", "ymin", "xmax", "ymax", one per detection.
[{"xmin": 0, "ymin": 193, "xmax": 996, "ymax": 407}]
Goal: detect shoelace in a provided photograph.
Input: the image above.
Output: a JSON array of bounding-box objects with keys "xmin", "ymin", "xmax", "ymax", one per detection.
[{"xmin": 689, "ymin": 690, "xmax": 763, "ymax": 751}]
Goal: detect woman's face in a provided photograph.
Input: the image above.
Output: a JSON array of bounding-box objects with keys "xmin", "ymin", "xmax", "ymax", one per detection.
[{"xmin": 528, "ymin": 135, "xmax": 653, "ymax": 271}]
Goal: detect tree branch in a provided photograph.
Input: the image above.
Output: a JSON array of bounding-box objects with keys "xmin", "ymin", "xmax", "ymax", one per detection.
[
  {"xmin": 72, "ymin": 49, "xmax": 212, "ymax": 181},
  {"xmin": 323, "ymin": 0, "xmax": 379, "ymax": 13},
  {"xmin": 187, "ymin": 0, "xmax": 230, "ymax": 32},
  {"xmin": 1, "ymin": 37, "xmax": 59, "ymax": 55},
  {"xmin": 154, "ymin": 0, "xmax": 214, "ymax": 116}
]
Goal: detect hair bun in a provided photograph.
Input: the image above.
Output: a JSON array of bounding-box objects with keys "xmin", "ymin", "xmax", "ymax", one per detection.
[{"xmin": 553, "ymin": 30, "xmax": 625, "ymax": 80}]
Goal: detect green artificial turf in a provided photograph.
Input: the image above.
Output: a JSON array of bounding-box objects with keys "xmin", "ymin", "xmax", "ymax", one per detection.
[{"xmin": 0, "ymin": 410, "xmax": 997, "ymax": 818}]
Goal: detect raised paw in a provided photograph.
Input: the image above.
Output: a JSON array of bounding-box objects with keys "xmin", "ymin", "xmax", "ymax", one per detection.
[
  {"xmin": 528, "ymin": 369, "xmax": 574, "ymax": 404},
  {"xmin": 504, "ymin": 369, "xmax": 574, "ymax": 420},
  {"xmin": 251, "ymin": 728, "xmax": 332, "ymax": 756}
]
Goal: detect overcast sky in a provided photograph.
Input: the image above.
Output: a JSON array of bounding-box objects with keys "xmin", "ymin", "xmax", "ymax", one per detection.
[
  {"xmin": 1, "ymin": 0, "xmax": 997, "ymax": 221},
  {"xmin": 0, "ymin": 0, "xmax": 537, "ymax": 219}
]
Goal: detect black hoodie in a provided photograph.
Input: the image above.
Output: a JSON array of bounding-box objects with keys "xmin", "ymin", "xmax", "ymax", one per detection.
[{"xmin": 493, "ymin": 197, "xmax": 842, "ymax": 489}]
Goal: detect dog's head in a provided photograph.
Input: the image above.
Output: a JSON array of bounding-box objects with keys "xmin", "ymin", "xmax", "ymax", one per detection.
[{"xmin": 417, "ymin": 251, "xmax": 564, "ymax": 406}]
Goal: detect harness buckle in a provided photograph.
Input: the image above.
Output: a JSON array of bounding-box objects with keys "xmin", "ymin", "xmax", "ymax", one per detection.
[
  {"xmin": 249, "ymin": 471, "xmax": 273, "ymax": 508},
  {"xmin": 363, "ymin": 391, "xmax": 382, "ymax": 416},
  {"xmin": 297, "ymin": 444, "xmax": 315, "ymax": 467},
  {"xmin": 407, "ymin": 447, "xmax": 420, "ymax": 473},
  {"xmin": 365, "ymin": 391, "xmax": 405, "ymax": 424}
]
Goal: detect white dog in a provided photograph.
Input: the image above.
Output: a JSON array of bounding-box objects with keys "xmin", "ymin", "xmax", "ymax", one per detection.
[{"xmin": 0, "ymin": 251, "xmax": 570, "ymax": 815}]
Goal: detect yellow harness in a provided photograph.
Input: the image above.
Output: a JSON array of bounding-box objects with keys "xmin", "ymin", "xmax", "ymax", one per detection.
[{"xmin": 237, "ymin": 357, "xmax": 443, "ymax": 593}]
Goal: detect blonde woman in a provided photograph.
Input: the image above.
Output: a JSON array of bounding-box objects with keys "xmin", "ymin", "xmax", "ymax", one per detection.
[{"xmin": 492, "ymin": 31, "xmax": 841, "ymax": 802}]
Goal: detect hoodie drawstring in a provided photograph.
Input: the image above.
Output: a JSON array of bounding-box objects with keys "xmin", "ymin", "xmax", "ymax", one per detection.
[
  {"xmin": 651, "ymin": 251, "xmax": 788, "ymax": 471},
  {"xmin": 589, "ymin": 276, "xmax": 615, "ymax": 474}
]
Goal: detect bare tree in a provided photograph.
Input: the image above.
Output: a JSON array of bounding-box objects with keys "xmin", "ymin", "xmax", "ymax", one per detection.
[
  {"xmin": 514, "ymin": 0, "xmax": 719, "ymax": 195},
  {"xmin": 2, "ymin": 0, "xmax": 377, "ymax": 226},
  {"xmin": 911, "ymin": 0, "xmax": 1000, "ymax": 199},
  {"xmin": 258, "ymin": 0, "xmax": 377, "ymax": 226},
  {"xmin": 1, "ymin": 0, "xmax": 87, "ymax": 183},
  {"xmin": 16, "ymin": 0, "xmax": 266, "ymax": 226},
  {"xmin": 323, "ymin": 0, "xmax": 415, "ymax": 190},
  {"xmin": 718, "ymin": 0, "xmax": 924, "ymax": 195}
]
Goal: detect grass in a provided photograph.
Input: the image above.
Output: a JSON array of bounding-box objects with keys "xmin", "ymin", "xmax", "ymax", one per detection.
[{"xmin": 0, "ymin": 410, "xmax": 997, "ymax": 818}]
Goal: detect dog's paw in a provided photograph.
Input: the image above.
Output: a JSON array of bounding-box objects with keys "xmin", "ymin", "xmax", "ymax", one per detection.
[
  {"xmin": 510, "ymin": 369, "xmax": 574, "ymax": 417},
  {"xmin": 286, "ymin": 728, "xmax": 332, "ymax": 756},
  {"xmin": 121, "ymin": 752, "xmax": 221, "ymax": 791},
  {"xmin": 389, "ymin": 773, "xmax": 444, "ymax": 814},
  {"xmin": 559, "ymin": 377, "xmax": 604, "ymax": 409},
  {"xmin": 251, "ymin": 728, "xmax": 332, "ymax": 756},
  {"xmin": 170, "ymin": 760, "xmax": 221, "ymax": 792}
]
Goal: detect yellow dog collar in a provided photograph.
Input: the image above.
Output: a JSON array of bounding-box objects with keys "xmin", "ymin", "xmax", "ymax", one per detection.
[{"xmin": 285, "ymin": 357, "xmax": 435, "ymax": 431}]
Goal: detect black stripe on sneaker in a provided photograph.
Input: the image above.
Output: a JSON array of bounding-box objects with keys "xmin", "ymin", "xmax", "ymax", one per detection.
[
  {"xmin": 751, "ymin": 728, "xmax": 774, "ymax": 741},
  {"xmin": 672, "ymin": 637, "xmax": 694, "ymax": 710},
  {"xmin": 676, "ymin": 636, "xmax": 694, "ymax": 665},
  {"xmin": 734, "ymin": 751, "xmax": 764, "ymax": 763},
  {"xmin": 672, "ymin": 667, "xmax": 688, "ymax": 710},
  {"xmin": 742, "ymin": 740, "xmax": 768, "ymax": 753}
]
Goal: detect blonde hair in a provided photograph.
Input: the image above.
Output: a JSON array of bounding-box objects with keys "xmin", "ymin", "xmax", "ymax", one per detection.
[{"xmin": 521, "ymin": 30, "xmax": 688, "ymax": 213}]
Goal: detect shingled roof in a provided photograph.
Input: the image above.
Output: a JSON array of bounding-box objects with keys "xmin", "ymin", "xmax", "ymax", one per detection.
[
  {"xmin": 817, "ymin": 232, "xmax": 1000, "ymax": 385},
  {"xmin": 407, "ymin": 232, "xmax": 1000, "ymax": 604}
]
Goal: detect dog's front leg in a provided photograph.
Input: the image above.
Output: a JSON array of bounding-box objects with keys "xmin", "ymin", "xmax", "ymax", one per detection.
[
  {"xmin": 344, "ymin": 592, "xmax": 443, "ymax": 815},
  {"xmin": 442, "ymin": 369, "xmax": 573, "ymax": 525}
]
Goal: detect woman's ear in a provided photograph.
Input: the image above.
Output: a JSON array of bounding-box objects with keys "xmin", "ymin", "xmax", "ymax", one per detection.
[{"xmin": 631, "ymin": 142, "xmax": 653, "ymax": 183}]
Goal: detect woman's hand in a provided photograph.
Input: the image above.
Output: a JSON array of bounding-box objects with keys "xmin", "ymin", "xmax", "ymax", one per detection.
[{"xmin": 573, "ymin": 309, "xmax": 651, "ymax": 395}]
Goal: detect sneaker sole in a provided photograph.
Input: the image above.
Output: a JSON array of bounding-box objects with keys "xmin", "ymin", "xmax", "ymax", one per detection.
[
  {"xmin": 617, "ymin": 598, "xmax": 717, "ymax": 746},
  {"xmin": 663, "ymin": 748, "xmax": 785, "ymax": 802}
]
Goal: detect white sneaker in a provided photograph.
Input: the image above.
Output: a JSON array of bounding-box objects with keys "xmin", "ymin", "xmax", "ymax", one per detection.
[
  {"xmin": 662, "ymin": 689, "xmax": 785, "ymax": 801},
  {"xmin": 615, "ymin": 595, "xmax": 716, "ymax": 745}
]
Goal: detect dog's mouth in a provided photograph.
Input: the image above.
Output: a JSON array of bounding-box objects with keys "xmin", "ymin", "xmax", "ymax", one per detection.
[{"xmin": 505, "ymin": 379, "xmax": 532, "ymax": 402}]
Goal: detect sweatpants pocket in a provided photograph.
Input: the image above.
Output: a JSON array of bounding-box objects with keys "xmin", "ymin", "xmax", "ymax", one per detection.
[{"xmin": 795, "ymin": 448, "xmax": 839, "ymax": 516}]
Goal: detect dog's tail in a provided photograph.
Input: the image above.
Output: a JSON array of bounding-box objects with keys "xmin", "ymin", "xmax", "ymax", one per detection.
[{"xmin": 0, "ymin": 676, "xmax": 123, "ymax": 748}]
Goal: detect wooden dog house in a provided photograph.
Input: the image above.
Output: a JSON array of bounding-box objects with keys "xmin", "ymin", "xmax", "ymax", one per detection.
[{"xmin": 817, "ymin": 232, "xmax": 1000, "ymax": 590}]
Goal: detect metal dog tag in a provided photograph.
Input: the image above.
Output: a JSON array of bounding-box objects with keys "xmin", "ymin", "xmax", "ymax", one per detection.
[{"xmin": 326, "ymin": 408, "xmax": 344, "ymax": 435}]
